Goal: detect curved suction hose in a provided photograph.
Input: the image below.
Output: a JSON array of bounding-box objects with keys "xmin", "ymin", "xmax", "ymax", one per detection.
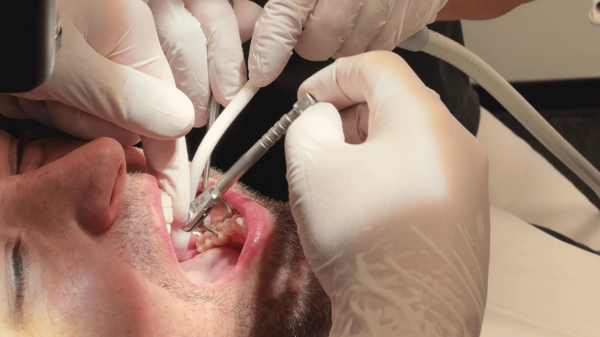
[
  {"xmin": 398, "ymin": 29, "xmax": 600, "ymax": 198},
  {"xmin": 171, "ymin": 82, "xmax": 260, "ymax": 261},
  {"xmin": 189, "ymin": 82, "xmax": 260, "ymax": 199}
]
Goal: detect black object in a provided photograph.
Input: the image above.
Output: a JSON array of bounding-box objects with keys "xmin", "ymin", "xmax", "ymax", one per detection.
[
  {"xmin": 0, "ymin": 0, "xmax": 61, "ymax": 93},
  {"xmin": 532, "ymin": 224, "xmax": 600, "ymax": 257},
  {"xmin": 475, "ymin": 78, "xmax": 600, "ymax": 114}
]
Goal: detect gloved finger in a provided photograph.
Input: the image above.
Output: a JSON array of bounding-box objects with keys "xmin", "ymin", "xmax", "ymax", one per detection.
[
  {"xmin": 32, "ymin": 24, "xmax": 194, "ymax": 140},
  {"xmin": 146, "ymin": 0, "xmax": 211, "ymax": 128},
  {"xmin": 183, "ymin": 0, "xmax": 247, "ymax": 105},
  {"xmin": 332, "ymin": 2, "xmax": 388, "ymax": 59},
  {"xmin": 294, "ymin": 0, "xmax": 361, "ymax": 61},
  {"xmin": 248, "ymin": 0, "xmax": 317, "ymax": 88},
  {"xmin": 95, "ymin": 2, "xmax": 191, "ymax": 227},
  {"xmin": 286, "ymin": 102, "xmax": 346, "ymax": 159},
  {"xmin": 232, "ymin": 0, "xmax": 263, "ymax": 43},
  {"xmin": 45, "ymin": 101, "xmax": 141, "ymax": 145},
  {"xmin": 299, "ymin": 51, "xmax": 443, "ymax": 135},
  {"xmin": 141, "ymin": 136, "xmax": 190, "ymax": 228},
  {"xmin": 285, "ymin": 102, "xmax": 347, "ymax": 246},
  {"xmin": 16, "ymin": 98, "xmax": 55, "ymax": 128},
  {"xmin": 0, "ymin": 94, "xmax": 31, "ymax": 119},
  {"xmin": 76, "ymin": 0, "xmax": 176, "ymax": 84},
  {"xmin": 339, "ymin": 103, "xmax": 369, "ymax": 144},
  {"xmin": 367, "ymin": 1, "xmax": 438, "ymax": 51}
]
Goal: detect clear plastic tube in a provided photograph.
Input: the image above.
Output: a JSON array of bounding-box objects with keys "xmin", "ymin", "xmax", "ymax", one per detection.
[{"xmin": 417, "ymin": 30, "xmax": 600, "ymax": 198}]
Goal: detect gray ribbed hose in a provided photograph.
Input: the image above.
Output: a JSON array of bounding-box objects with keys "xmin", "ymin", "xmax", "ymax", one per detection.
[{"xmin": 400, "ymin": 29, "xmax": 600, "ymax": 199}]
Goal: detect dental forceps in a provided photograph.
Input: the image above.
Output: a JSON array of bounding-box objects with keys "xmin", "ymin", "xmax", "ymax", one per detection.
[
  {"xmin": 182, "ymin": 93, "xmax": 318, "ymax": 233},
  {"xmin": 197, "ymin": 0, "xmax": 236, "ymax": 236},
  {"xmin": 199, "ymin": 96, "xmax": 232, "ymax": 235}
]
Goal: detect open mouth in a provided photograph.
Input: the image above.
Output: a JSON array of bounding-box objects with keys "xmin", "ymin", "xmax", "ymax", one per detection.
[
  {"xmin": 167, "ymin": 184, "xmax": 271, "ymax": 287},
  {"xmin": 122, "ymin": 149, "xmax": 269, "ymax": 286},
  {"xmin": 179, "ymin": 200, "xmax": 248, "ymax": 285},
  {"xmin": 124, "ymin": 148, "xmax": 272, "ymax": 288}
]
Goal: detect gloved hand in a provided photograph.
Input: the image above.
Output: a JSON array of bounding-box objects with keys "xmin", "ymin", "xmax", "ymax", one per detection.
[
  {"xmin": 249, "ymin": 0, "xmax": 448, "ymax": 87},
  {"xmin": 285, "ymin": 51, "xmax": 490, "ymax": 336},
  {"xmin": 591, "ymin": 0, "xmax": 600, "ymax": 25},
  {"xmin": 144, "ymin": 0, "xmax": 262, "ymax": 127},
  {"xmin": 0, "ymin": 0, "xmax": 194, "ymax": 227}
]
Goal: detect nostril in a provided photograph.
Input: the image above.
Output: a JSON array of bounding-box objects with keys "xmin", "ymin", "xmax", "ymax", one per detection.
[
  {"xmin": 68, "ymin": 138, "xmax": 128, "ymax": 234},
  {"xmin": 110, "ymin": 164, "xmax": 127, "ymax": 206}
]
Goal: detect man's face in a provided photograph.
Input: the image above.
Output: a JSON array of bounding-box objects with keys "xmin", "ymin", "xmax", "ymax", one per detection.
[{"xmin": 0, "ymin": 131, "xmax": 330, "ymax": 336}]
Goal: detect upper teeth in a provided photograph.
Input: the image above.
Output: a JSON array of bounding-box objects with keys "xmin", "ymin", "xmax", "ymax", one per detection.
[{"xmin": 196, "ymin": 214, "xmax": 247, "ymax": 253}]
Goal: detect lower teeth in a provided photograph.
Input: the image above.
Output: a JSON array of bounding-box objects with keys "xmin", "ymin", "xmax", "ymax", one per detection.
[{"xmin": 196, "ymin": 214, "xmax": 247, "ymax": 253}]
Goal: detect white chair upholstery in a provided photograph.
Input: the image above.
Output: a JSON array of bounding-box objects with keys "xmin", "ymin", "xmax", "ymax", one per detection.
[
  {"xmin": 476, "ymin": 108, "xmax": 600, "ymax": 336},
  {"xmin": 482, "ymin": 207, "xmax": 600, "ymax": 336},
  {"xmin": 477, "ymin": 108, "xmax": 600, "ymax": 249}
]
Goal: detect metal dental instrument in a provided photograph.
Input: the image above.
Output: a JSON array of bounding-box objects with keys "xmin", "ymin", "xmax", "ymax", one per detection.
[
  {"xmin": 200, "ymin": 95, "xmax": 226, "ymax": 235},
  {"xmin": 182, "ymin": 93, "xmax": 318, "ymax": 232},
  {"xmin": 197, "ymin": 0, "xmax": 236, "ymax": 236}
]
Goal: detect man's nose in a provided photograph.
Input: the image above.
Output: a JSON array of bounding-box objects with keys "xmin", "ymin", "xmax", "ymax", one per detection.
[{"xmin": 39, "ymin": 138, "xmax": 127, "ymax": 234}]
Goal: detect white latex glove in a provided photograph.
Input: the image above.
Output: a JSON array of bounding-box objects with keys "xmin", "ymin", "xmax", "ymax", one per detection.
[
  {"xmin": 249, "ymin": 0, "xmax": 448, "ymax": 87},
  {"xmin": 0, "ymin": 0, "xmax": 194, "ymax": 227},
  {"xmin": 144, "ymin": 0, "xmax": 262, "ymax": 127},
  {"xmin": 591, "ymin": 0, "xmax": 600, "ymax": 25},
  {"xmin": 285, "ymin": 51, "xmax": 490, "ymax": 336}
]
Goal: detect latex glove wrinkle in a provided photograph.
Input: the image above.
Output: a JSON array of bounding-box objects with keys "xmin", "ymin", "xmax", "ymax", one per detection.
[{"xmin": 285, "ymin": 51, "xmax": 490, "ymax": 337}]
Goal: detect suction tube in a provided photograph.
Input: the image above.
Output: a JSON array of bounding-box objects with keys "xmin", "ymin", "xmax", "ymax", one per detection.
[
  {"xmin": 398, "ymin": 29, "xmax": 600, "ymax": 199},
  {"xmin": 171, "ymin": 82, "xmax": 259, "ymax": 261},
  {"xmin": 189, "ymin": 82, "xmax": 260, "ymax": 201}
]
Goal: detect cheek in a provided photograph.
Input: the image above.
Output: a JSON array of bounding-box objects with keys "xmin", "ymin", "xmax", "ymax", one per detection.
[{"xmin": 46, "ymin": 255, "xmax": 157, "ymax": 332}]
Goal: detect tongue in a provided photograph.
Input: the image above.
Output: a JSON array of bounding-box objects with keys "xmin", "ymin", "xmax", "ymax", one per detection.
[{"xmin": 180, "ymin": 247, "xmax": 239, "ymax": 285}]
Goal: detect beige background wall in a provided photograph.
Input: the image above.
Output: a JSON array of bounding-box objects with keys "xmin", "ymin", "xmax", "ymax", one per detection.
[{"xmin": 461, "ymin": 0, "xmax": 600, "ymax": 82}]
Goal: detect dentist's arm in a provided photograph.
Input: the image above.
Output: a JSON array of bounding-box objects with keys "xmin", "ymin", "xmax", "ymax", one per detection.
[{"xmin": 285, "ymin": 51, "xmax": 490, "ymax": 336}]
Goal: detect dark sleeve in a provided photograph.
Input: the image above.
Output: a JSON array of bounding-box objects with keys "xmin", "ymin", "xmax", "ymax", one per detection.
[
  {"xmin": 397, "ymin": 21, "xmax": 480, "ymax": 136},
  {"xmin": 188, "ymin": 21, "xmax": 481, "ymax": 202}
]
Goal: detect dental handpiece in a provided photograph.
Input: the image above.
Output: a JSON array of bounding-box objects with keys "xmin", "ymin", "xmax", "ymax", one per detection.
[{"xmin": 182, "ymin": 93, "xmax": 318, "ymax": 232}]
